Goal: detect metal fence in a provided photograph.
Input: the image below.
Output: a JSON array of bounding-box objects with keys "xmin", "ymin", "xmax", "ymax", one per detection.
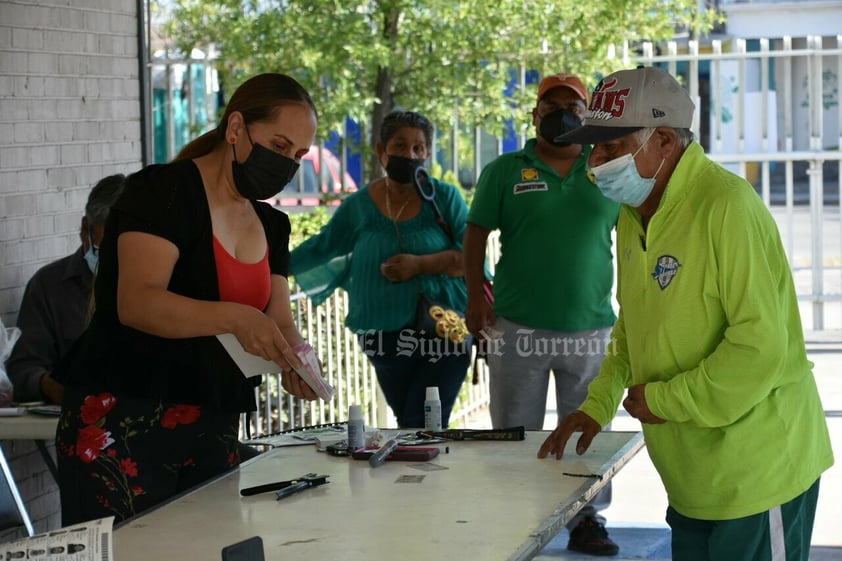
[{"xmin": 625, "ymin": 35, "xmax": 842, "ymax": 331}]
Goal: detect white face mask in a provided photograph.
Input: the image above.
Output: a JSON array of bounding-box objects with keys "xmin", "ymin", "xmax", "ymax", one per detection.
[
  {"xmin": 590, "ymin": 131, "xmax": 664, "ymax": 207},
  {"xmin": 84, "ymin": 229, "xmax": 99, "ymax": 275}
]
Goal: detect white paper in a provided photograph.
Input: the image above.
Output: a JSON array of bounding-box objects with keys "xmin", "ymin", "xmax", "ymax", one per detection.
[
  {"xmin": 0, "ymin": 516, "xmax": 114, "ymax": 561},
  {"xmin": 242, "ymin": 425, "xmax": 348, "ymax": 448},
  {"xmin": 216, "ymin": 335, "xmax": 333, "ymax": 401},
  {"xmin": 27, "ymin": 404, "xmax": 61, "ymax": 416},
  {"xmin": 216, "ymin": 333, "xmax": 281, "ymax": 377}
]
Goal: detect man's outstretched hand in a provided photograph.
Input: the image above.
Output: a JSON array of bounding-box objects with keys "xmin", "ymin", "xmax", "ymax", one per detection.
[{"xmin": 537, "ymin": 410, "xmax": 602, "ymax": 460}]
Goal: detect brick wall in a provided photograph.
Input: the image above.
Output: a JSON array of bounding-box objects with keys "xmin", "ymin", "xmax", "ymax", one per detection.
[{"xmin": 0, "ymin": 0, "xmax": 143, "ymax": 531}]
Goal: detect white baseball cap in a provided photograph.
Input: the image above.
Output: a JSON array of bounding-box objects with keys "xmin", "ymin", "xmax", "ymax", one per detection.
[{"xmin": 556, "ymin": 66, "xmax": 695, "ymax": 145}]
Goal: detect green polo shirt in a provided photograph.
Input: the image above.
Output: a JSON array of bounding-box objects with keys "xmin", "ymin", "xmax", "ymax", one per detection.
[{"xmin": 468, "ymin": 140, "xmax": 619, "ymax": 331}]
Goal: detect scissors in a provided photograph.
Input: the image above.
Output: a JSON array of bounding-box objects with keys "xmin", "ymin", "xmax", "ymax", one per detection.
[
  {"xmin": 240, "ymin": 472, "xmax": 330, "ymax": 497},
  {"xmin": 413, "ymin": 166, "xmax": 454, "ymax": 242}
]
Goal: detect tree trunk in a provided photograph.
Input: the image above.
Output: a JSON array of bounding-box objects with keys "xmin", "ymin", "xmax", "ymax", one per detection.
[{"xmin": 366, "ymin": 6, "xmax": 401, "ymax": 183}]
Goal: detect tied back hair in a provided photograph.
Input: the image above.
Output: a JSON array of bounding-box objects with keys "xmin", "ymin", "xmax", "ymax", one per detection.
[
  {"xmin": 379, "ymin": 110, "xmax": 434, "ymax": 150},
  {"xmin": 174, "ymin": 73, "xmax": 317, "ymax": 162}
]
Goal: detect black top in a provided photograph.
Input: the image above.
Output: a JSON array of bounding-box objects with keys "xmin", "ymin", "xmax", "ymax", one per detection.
[
  {"xmin": 7, "ymin": 247, "xmax": 92, "ymax": 402},
  {"xmin": 54, "ymin": 159, "xmax": 292, "ymax": 413}
]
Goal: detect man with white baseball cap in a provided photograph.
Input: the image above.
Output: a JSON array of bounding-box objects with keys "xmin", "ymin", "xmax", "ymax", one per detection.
[
  {"xmin": 465, "ymin": 72, "xmax": 620, "ymax": 555},
  {"xmin": 539, "ymin": 66, "xmax": 834, "ymax": 561}
]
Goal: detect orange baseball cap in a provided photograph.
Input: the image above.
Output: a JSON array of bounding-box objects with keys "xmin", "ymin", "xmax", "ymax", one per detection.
[{"xmin": 536, "ymin": 73, "xmax": 588, "ymax": 103}]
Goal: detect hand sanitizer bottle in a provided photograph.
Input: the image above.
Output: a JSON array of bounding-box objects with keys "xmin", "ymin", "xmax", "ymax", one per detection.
[
  {"xmin": 347, "ymin": 404, "xmax": 366, "ymax": 450},
  {"xmin": 424, "ymin": 387, "xmax": 442, "ymax": 432}
]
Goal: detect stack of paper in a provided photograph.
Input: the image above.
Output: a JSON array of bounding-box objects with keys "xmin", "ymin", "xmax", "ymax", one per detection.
[{"xmin": 0, "ymin": 516, "xmax": 113, "ymax": 561}]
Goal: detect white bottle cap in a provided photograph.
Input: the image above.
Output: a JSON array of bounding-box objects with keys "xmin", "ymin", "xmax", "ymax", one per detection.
[
  {"xmin": 349, "ymin": 404, "xmax": 363, "ymax": 420},
  {"xmin": 425, "ymin": 387, "xmax": 440, "ymax": 401}
]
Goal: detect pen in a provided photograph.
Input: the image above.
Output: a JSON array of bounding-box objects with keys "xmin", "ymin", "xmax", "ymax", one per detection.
[
  {"xmin": 562, "ymin": 472, "xmax": 603, "ymax": 481},
  {"xmin": 274, "ymin": 474, "xmax": 330, "ymax": 500},
  {"xmin": 368, "ymin": 435, "xmax": 400, "ymax": 468},
  {"xmin": 275, "ymin": 480, "xmax": 312, "ymax": 500}
]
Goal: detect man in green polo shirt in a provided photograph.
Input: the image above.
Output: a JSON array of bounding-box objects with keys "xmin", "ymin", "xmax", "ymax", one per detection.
[
  {"xmin": 539, "ymin": 66, "xmax": 834, "ymax": 561},
  {"xmin": 464, "ymin": 72, "xmax": 621, "ymax": 556}
]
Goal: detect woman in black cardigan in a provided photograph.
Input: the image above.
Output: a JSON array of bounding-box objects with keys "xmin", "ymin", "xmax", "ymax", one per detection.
[{"xmin": 55, "ymin": 73, "xmax": 320, "ymax": 524}]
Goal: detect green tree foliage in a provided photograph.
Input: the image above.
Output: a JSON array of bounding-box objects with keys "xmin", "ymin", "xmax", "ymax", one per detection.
[
  {"xmin": 164, "ymin": 0, "xmax": 718, "ymax": 179},
  {"xmin": 288, "ymin": 207, "xmax": 331, "ymax": 248}
]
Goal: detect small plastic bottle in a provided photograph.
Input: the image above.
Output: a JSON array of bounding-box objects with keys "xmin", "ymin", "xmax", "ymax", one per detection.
[
  {"xmin": 347, "ymin": 404, "xmax": 366, "ymax": 450},
  {"xmin": 424, "ymin": 387, "xmax": 442, "ymax": 432}
]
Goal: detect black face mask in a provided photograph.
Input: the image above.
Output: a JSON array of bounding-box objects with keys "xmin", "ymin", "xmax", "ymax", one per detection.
[
  {"xmin": 538, "ymin": 109, "xmax": 583, "ymax": 147},
  {"xmin": 231, "ymin": 131, "xmax": 300, "ymax": 200},
  {"xmin": 385, "ymin": 155, "xmax": 426, "ymax": 184}
]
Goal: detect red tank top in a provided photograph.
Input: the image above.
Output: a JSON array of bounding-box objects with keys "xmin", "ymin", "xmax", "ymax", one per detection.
[{"xmin": 212, "ymin": 236, "xmax": 271, "ymax": 311}]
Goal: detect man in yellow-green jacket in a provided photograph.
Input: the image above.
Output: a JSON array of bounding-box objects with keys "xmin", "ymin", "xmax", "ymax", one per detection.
[{"xmin": 539, "ymin": 66, "xmax": 834, "ymax": 561}]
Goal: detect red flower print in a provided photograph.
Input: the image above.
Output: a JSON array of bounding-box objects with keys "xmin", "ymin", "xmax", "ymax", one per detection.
[
  {"xmin": 131, "ymin": 486, "xmax": 144, "ymax": 496},
  {"xmin": 76, "ymin": 425, "xmax": 115, "ymax": 463},
  {"xmin": 80, "ymin": 393, "xmax": 118, "ymax": 424},
  {"xmin": 227, "ymin": 452, "xmax": 236, "ymax": 466},
  {"xmin": 107, "ymin": 449, "xmax": 118, "ymax": 458},
  {"xmin": 119, "ymin": 458, "xmax": 139, "ymax": 478},
  {"xmin": 161, "ymin": 404, "xmax": 201, "ymax": 429}
]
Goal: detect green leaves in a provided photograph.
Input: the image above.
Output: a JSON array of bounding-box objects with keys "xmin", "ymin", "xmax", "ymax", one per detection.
[{"xmin": 162, "ymin": 0, "xmax": 714, "ymax": 177}]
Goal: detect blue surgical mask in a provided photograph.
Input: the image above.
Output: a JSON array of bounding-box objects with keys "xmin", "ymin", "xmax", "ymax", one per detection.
[
  {"xmin": 84, "ymin": 229, "xmax": 99, "ymax": 275},
  {"xmin": 590, "ymin": 132, "xmax": 665, "ymax": 207}
]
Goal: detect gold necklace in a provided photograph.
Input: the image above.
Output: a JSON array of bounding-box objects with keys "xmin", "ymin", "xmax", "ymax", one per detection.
[{"xmin": 384, "ymin": 178, "xmax": 411, "ymax": 222}]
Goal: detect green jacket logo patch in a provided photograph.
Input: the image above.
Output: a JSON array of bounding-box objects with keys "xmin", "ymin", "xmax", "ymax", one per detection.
[{"xmin": 652, "ymin": 255, "xmax": 680, "ymax": 290}]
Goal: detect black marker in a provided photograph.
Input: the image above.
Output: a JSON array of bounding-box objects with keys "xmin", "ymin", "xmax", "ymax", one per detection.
[
  {"xmin": 241, "ymin": 481, "xmax": 293, "ymax": 497},
  {"xmin": 240, "ymin": 472, "xmax": 328, "ymax": 496}
]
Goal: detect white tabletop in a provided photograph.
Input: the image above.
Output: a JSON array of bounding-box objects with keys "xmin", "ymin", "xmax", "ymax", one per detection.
[
  {"xmin": 0, "ymin": 413, "xmax": 59, "ymax": 441},
  {"xmin": 114, "ymin": 430, "xmax": 643, "ymax": 561}
]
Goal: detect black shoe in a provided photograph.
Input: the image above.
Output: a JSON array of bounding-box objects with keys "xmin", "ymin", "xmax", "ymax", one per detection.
[{"xmin": 567, "ymin": 517, "xmax": 620, "ymax": 556}]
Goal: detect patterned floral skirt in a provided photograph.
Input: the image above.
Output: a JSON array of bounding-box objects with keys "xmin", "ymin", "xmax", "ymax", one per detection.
[{"xmin": 56, "ymin": 387, "xmax": 242, "ymax": 525}]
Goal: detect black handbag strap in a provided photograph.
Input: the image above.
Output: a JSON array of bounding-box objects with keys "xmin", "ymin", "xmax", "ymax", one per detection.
[{"xmin": 413, "ymin": 168, "xmax": 456, "ymax": 246}]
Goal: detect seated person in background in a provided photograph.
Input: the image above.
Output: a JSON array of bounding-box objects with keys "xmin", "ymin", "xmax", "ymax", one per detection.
[{"xmin": 7, "ymin": 174, "xmax": 126, "ymax": 404}]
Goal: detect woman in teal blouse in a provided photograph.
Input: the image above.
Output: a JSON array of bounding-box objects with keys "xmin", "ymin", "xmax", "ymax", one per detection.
[{"xmin": 290, "ymin": 111, "xmax": 470, "ymax": 428}]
